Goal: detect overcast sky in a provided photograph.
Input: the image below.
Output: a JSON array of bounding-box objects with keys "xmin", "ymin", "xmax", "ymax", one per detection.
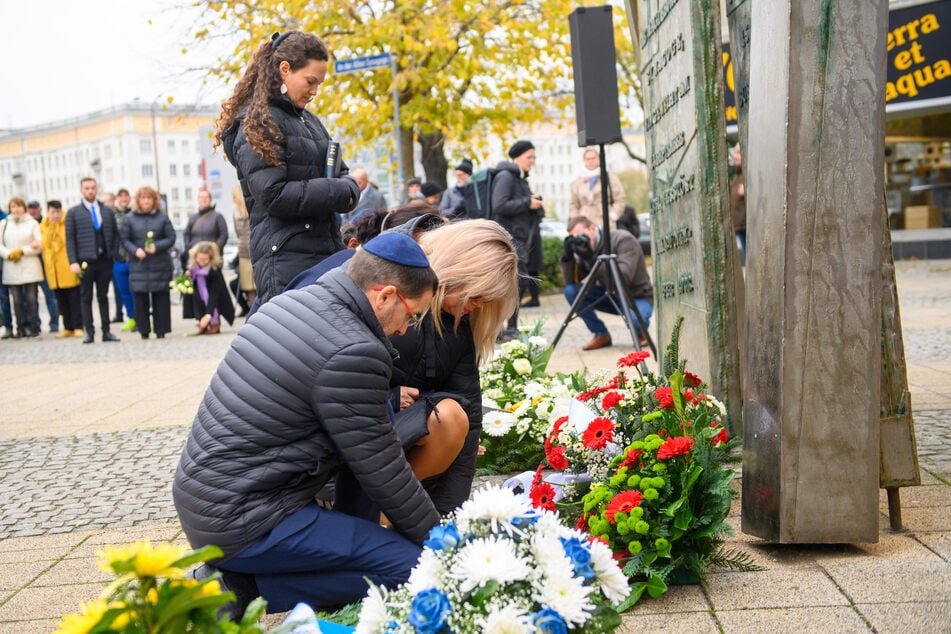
[{"xmin": 0, "ymin": 0, "xmax": 230, "ymax": 130}]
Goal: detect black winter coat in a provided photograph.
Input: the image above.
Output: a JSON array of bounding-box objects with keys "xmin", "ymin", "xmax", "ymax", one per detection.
[
  {"xmin": 389, "ymin": 312, "xmax": 482, "ymax": 513},
  {"xmin": 222, "ymin": 96, "xmax": 361, "ymax": 304},
  {"xmin": 120, "ymin": 211, "xmax": 176, "ymax": 293},
  {"xmin": 389, "ymin": 312, "xmax": 482, "ymax": 429},
  {"xmin": 183, "ymin": 207, "xmax": 229, "ymax": 254},
  {"xmin": 172, "ymin": 268, "xmax": 440, "ymax": 559},
  {"xmin": 491, "ymin": 161, "xmax": 541, "ymax": 251},
  {"xmin": 65, "ymin": 202, "xmax": 119, "ymax": 264}
]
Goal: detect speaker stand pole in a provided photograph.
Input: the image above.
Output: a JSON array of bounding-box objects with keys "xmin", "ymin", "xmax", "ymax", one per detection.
[{"xmin": 548, "ymin": 144, "xmax": 656, "ymax": 371}]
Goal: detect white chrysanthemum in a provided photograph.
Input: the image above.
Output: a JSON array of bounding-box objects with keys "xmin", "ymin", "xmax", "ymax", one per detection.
[
  {"xmin": 512, "ymin": 358, "xmax": 532, "ymax": 376},
  {"xmin": 706, "ymin": 394, "xmax": 727, "ymax": 417},
  {"xmin": 528, "ymin": 335, "xmax": 548, "ymax": 347},
  {"xmin": 406, "ymin": 549, "xmax": 447, "ymax": 595},
  {"xmin": 548, "ymin": 380, "xmax": 571, "ymax": 398},
  {"xmin": 451, "ymin": 537, "xmax": 530, "ymax": 592},
  {"xmin": 481, "ymin": 603, "xmax": 531, "ymax": 633},
  {"xmin": 516, "ymin": 418, "xmax": 531, "ymax": 434},
  {"xmin": 534, "ymin": 400, "xmax": 551, "ymax": 419},
  {"xmin": 483, "ymin": 411, "xmax": 517, "ymax": 437},
  {"xmin": 523, "ymin": 381, "xmax": 547, "ymax": 398},
  {"xmin": 531, "ymin": 532, "xmax": 575, "ymax": 581},
  {"xmin": 456, "ymin": 485, "xmax": 528, "ymax": 530},
  {"xmin": 355, "ymin": 584, "xmax": 390, "ymax": 634},
  {"xmin": 535, "ymin": 570, "xmax": 595, "ymax": 626},
  {"xmin": 588, "ymin": 539, "xmax": 631, "ymax": 604}
]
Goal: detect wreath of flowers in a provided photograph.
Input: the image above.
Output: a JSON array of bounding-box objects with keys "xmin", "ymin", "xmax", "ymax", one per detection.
[{"xmin": 356, "ymin": 485, "xmax": 628, "ymax": 634}]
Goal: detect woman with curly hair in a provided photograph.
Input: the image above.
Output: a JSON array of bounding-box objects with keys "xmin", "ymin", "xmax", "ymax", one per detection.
[{"xmin": 216, "ymin": 31, "xmax": 360, "ymax": 305}]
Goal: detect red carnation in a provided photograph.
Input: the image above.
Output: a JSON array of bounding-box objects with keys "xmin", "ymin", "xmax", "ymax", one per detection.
[
  {"xmin": 582, "ymin": 417, "xmax": 615, "ymax": 450},
  {"xmin": 683, "ymin": 371, "xmax": 703, "ymax": 388},
  {"xmin": 546, "ymin": 445, "xmax": 569, "ymax": 470},
  {"xmin": 576, "ymin": 515, "xmax": 589, "ymax": 532},
  {"xmin": 655, "ymin": 386, "xmax": 675, "ymax": 409},
  {"xmin": 618, "ymin": 351, "xmax": 651, "ymax": 368},
  {"xmin": 618, "ymin": 448, "xmax": 642, "ymax": 470},
  {"xmin": 601, "ymin": 391, "xmax": 624, "ymax": 410},
  {"xmin": 710, "ymin": 423, "xmax": 729, "ymax": 446},
  {"xmin": 657, "ymin": 436, "xmax": 695, "ymax": 459},
  {"xmin": 530, "ymin": 482, "xmax": 557, "ymax": 511},
  {"xmin": 605, "ymin": 490, "xmax": 644, "ymax": 524}
]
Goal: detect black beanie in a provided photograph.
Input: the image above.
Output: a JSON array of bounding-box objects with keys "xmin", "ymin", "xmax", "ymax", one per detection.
[
  {"xmin": 455, "ymin": 158, "xmax": 473, "ymax": 175},
  {"xmin": 508, "ymin": 140, "xmax": 535, "ymax": 159}
]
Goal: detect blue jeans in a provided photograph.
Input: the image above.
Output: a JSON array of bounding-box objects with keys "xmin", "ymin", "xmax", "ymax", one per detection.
[
  {"xmin": 112, "ymin": 261, "xmax": 134, "ymax": 318},
  {"xmin": 564, "ymin": 283, "xmax": 653, "ymax": 337},
  {"xmin": 34, "ymin": 277, "xmax": 58, "ymax": 331},
  {"xmin": 735, "ymin": 230, "xmax": 747, "ymax": 266},
  {"xmin": 223, "ymin": 501, "xmax": 422, "ymax": 613}
]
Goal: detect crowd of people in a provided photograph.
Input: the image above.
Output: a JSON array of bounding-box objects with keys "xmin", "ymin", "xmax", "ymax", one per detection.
[{"xmin": 0, "ymin": 180, "xmax": 242, "ymax": 341}]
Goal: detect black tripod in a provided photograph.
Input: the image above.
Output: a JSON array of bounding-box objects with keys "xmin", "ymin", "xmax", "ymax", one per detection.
[{"xmin": 550, "ymin": 144, "xmax": 656, "ymax": 361}]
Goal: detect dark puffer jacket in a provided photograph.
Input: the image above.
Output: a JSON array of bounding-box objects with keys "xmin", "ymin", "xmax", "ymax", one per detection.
[
  {"xmin": 389, "ymin": 312, "xmax": 482, "ymax": 514},
  {"xmin": 491, "ymin": 161, "xmax": 539, "ymax": 251},
  {"xmin": 172, "ymin": 268, "xmax": 440, "ymax": 559},
  {"xmin": 120, "ymin": 211, "xmax": 175, "ymax": 293},
  {"xmin": 222, "ymin": 97, "xmax": 361, "ymax": 304}
]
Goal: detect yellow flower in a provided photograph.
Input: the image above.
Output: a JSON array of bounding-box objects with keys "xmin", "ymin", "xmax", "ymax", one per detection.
[
  {"xmin": 53, "ymin": 598, "xmax": 109, "ymax": 634},
  {"xmin": 97, "ymin": 540, "xmax": 188, "ymax": 578}
]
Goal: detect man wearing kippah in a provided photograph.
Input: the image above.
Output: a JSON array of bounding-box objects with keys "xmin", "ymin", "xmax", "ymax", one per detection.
[
  {"xmin": 173, "ymin": 232, "xmax": 441, "ymax": 616},
  {"xmin": 492, "ymin": 139, "xmax": 545, "ymax": 340}
]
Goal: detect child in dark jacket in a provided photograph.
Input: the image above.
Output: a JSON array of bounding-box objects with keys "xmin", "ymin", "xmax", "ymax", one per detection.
[{"xmin": 186, "ymin": 241, "xmax": 234, "ymax": 334}]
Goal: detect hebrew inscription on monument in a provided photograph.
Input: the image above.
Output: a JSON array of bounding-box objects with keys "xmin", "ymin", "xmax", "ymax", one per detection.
[{"xmin": 625, "ymin": 0, "xmax": 743, "ymax": 433}]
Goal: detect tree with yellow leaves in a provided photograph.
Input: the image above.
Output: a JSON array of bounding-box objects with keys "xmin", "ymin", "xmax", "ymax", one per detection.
[{"xmin": 193, "ymin": 0, "xmax": 640, "ymax": 187}]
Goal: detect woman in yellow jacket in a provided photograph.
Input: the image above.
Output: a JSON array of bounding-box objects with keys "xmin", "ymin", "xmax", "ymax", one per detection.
[{"xmin": 40, "ymin": 201, "xmax": 82, "ymax": 337}]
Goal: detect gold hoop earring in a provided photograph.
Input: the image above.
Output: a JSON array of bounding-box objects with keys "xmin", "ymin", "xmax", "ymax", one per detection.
[{"xmin": 280, "ymin": 83, "xmax": 288, "ymax": 95}]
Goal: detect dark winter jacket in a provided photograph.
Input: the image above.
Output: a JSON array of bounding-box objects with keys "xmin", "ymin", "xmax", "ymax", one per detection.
[
  {"xmin": 172, "ymin": 268, "xmax": 440, "ymax": 559},
  {"xmin": 221, "ymin": 96, "xmax": 361, "ymax": 304},
  {"xmin": 186, "ymin": 266, "xmax": 235, "ymax": 326},
  {"xmin": 491, "ymin": 161, "xmax": 542, "ymax": 250},
  {"xmin": 65, "ymin": 202, "xmax": 119, "ymax": 264},
  {"xmin": 120, "ymin": 211, "xmax": 176, "ymax": 293},
  {"xmin": 561, "ymin": 227, "xmax": 653, "ymax": 302},
  {"xmin": 183, "ymin": 207, "xmax": 229, "ymax": 254},
  {"xmin": 389, "ymin": 311, "xmax": 482, "ymax": 513}
]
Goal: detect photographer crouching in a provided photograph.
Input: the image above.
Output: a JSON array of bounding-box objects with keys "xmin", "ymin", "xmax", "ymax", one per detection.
[{"xmin": 561, "ymin": 216, "xmax": 654, "ymax": 351}]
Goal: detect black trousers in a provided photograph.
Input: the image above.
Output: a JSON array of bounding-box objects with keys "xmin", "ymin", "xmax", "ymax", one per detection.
[
  {"xmin": 54, "ymin": 286, "xmax": 83, "ymax": 331},
  {"xmin": 9, "ymin": 283, "xmax": 38, "ymax": 336},
  {"xmin": 133, "ymin": 291, "xmax": 171, "ymax": 337},
  {"xmin": 80, "ymin": 257, "xmax": 114, "ymax": 335}
]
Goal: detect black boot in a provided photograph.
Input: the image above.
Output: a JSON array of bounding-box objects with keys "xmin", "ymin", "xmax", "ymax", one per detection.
[{"xmin": 190, "ymin": 563, "xmax": 259, "ymax": 621}]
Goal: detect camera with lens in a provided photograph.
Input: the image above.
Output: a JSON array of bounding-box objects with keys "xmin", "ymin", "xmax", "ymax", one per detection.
[{"xmin": 563, "ymin": 234, "xmax": 594, "ymax": 262}]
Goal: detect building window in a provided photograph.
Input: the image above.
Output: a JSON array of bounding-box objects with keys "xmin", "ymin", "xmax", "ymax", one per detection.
[
  {"xmin": 142, "ymin": 164, "xmax": 154, "ymax": 178},
  {"xmin": 103, "ymin": 145, "xmax": 112, "ymax": 160},
  {"xmin": 183, "ymin": 164, "xmax": 191, "ymax": 177},
  {"xmin": 169, "ymin": 164, "xmax": 177, "ymax": 177},
  {"xmin": 171, "ymin": 188, "xmax": 180, "ymax": 201},
  {"xmin": 185, "ymin": 187, "xmax": 193, "ymax": 201},
  {"xmin": 181, "ymin": 139, "xmax": 190, "ymax": 153},
  {"xmin": 168, "ymin": 139, "xmax": 176, "ymax": 152}
]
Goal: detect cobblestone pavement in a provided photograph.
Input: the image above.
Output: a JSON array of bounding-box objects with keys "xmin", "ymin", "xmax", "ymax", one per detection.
[{"xmin": 0, "ymin": 260, "xmax": 948, "ymax": 541}]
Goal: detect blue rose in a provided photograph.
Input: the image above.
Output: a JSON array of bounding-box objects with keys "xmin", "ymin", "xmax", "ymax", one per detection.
[
  {"xmin": 532, "ymin": 607, "xmax": 568, "ymax": 634},
  {"xmin": 423, "ymin": 522, "xmax": 461, "ymax": 551},
  {"xmin": 511, "ymin": 511, "xmax": 541, "ymax": 527},
  {"xmin": 407, "ymin": 588, "xmax": 451, "ymax": 633},
  {"xmin": 559, "ymin": 536, "xmax": 595, "ymax": 581}
]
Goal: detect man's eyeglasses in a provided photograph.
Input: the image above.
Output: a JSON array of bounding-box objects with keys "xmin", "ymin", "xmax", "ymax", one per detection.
[{"xmin": 372, "ymin": 285, "xmax": 422, "ymax": 327}]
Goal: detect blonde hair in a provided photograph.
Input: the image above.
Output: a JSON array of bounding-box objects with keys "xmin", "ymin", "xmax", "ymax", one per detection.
[
  {"xmin": 232, "ymin": 184, "xmax": 249, "ymax": 221},
  {"xmin": 187, "ymin": 241, "xmax": 222, "ymax": 270},
  {"xmin": 418, "ymin": 219, "xmax": 519, "ymax": 362}
]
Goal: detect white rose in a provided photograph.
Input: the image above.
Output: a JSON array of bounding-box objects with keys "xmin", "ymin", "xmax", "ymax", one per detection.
[{"xmin": 512, "ymin": 358, "xmax": 532, "ymax": 376}]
